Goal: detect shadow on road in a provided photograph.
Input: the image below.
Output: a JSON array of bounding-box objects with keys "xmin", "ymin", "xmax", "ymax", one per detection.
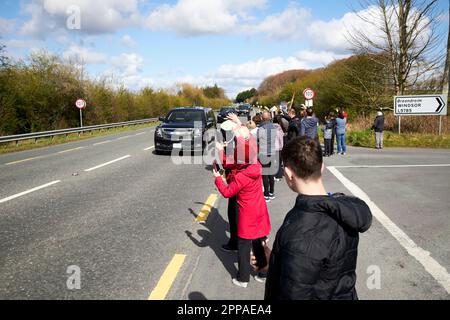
[
  {"xmin": 185, "ymin": 207, "xmax": 238, "ymax": 279},
  {"xmin": 188, "ymin": 291, "xmax": 208, "ymax": 300}
]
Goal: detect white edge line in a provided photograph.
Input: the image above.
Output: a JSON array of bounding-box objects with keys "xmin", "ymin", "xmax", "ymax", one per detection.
[
  {"xmin": 84, "ymin": 155, "xmax": 131, "ymax": 172},
  {"xmin": 144, "ymin": 146, "xmax": 155, "ymax": 151},
  {"xmin": 327, "ymin": 166, "xmax": 450, "ymax": 294},
  {"xmin": 135, "ymin": 132, "xmax": 146, "ymax": 136},
  {"xmin": 0, "ymin": 180, "xmax": 61, "ymax": 204},
  {"xmin": 333, "ymin": 164, "xmax": 450, "ymax": 169}
]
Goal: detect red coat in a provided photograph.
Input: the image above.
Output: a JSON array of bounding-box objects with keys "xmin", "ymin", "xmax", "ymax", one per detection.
[{"xmin": 215, "ymin": 163, "xmax": 271, "ymax": 240}]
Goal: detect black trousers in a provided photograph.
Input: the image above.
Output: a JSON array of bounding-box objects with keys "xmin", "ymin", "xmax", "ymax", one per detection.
[
  {"xmin": 324, "ymin": 139, "xmax": 333, "ymax": 156},
  {"xmin": 261, "ymin": 155, "xmax": 275, "ymax": 197},
  {"xmin": 275, "ymin": 152, "xmax": 283, "ymax": 179},
  {"xmin": 237, "ymin": 237, "xmax": 268, "ymax": 282},
  {"xmin": 227, "ymin": 197, "xmax": 238, "ymax": 249}
]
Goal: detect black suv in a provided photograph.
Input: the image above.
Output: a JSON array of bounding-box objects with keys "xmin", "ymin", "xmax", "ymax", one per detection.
[
  {"xmin": 217, "ymin": 106, "xmax": 237, "ymax": 124},
  {"xmin": 154, "ymin": 107, "xmax": 216, "ymax": 154},
  {"xmin": 236, "ymin": 104, "xmax": 252, "ymax": 117}
]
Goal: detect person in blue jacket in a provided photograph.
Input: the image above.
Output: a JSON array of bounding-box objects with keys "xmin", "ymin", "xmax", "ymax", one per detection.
[{"xmin": 335, "ymin": 111, "xmax": 347, "ymax": 155}]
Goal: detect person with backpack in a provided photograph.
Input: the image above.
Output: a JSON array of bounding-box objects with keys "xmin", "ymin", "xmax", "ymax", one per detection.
[
  {"xmin": 252, "ymin": 137, "xmax": 372, "ymax": 300},
  {"xmin": 257, "ymin": 112, "xmax": 278, "ymax": 202},
  {"xmin": 322, "ymin": 115, "xmax": 333, "ymax": 157}
]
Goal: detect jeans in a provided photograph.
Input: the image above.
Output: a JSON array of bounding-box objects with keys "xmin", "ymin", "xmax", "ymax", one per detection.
[
  {"xmin": 337, "ymin": 133, "xmax": 347, "ymax": 154},
  {"xmin": 375, "ymin": 131, "xmax": 383, "ymax": 149}
]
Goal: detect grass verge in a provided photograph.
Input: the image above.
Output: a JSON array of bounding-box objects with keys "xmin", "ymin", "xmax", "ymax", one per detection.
[
  {"xmin": 0, "ymin": 122, "xmax": 159, "ymax": 155},
  {"xmin": 347, "ymin": 129, "xmax": 450, "ymax": 149}
]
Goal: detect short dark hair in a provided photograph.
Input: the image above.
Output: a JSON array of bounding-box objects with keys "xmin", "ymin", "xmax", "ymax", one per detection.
[{"xmin": 281, "ymin": 137, "xmax": 323, "ymax": 180}]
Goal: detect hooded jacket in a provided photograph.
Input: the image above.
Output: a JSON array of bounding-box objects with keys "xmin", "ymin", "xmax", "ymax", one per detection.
[
  {"xmin": 372, "ymin": 115, "xmax": 385, "ymax": 132},
  {"xmin": 265, "ymin": 193, "xmax": 372, "ymax": 300},
  {"xmin": 300, "ymin": 116, "xmax": 319, "ymax": 139},
  {"xmin": 215, "ymin": 163, "xmax": 271, "ymax": 240}
]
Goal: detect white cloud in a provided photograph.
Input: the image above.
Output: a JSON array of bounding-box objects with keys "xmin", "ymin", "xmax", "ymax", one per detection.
[
  {"xmin": 110, "ymin": 53, "xmax": 144, "ymax": 77},
  {"xmin": 295, "ymin": 50, "xmax": 350, "ymax": 66},
  {"xmin": 62, "ymin": 45, "xmax": 107, "ymax": 65},
  {"xmin": 242, "ymin": 5, "xmax": 311, "ymax": 40},
  {"xmin": 21, "ymin": 0, "xmax": 142, "ymax": 38},
  {"xmin": 121, "ymin": 34, "xmax": 137, "ymax": 48}
]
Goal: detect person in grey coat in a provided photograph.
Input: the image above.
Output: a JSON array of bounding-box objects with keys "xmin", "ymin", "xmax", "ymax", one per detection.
[{"xmin": 371, "ymin": 111, "xmax": 385, "ymax": 149}]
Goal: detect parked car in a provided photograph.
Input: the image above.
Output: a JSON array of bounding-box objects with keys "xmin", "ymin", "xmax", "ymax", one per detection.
[
  {"xmin": 154, "ymin": 107, "xmax": 216, "ymax": 154},
  {"xmin": 217, "ymin": 107, "xmax": 237, "ymax": 124}
]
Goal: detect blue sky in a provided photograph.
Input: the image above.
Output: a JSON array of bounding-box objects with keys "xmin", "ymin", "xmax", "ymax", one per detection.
[{"xmin": 0, "ymin": 0, "xmax": 448, "ymax": 98}]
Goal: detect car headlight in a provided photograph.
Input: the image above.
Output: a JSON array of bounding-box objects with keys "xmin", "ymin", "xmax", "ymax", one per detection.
[{"xmin": 156, "ymin": 128, "xmax": 163, "ymax": 137}]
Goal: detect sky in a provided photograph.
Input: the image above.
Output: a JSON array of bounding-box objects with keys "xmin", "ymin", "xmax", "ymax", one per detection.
[{"xmin": 0, "ymin": 0, "xmax": 448, "ymax": 99}]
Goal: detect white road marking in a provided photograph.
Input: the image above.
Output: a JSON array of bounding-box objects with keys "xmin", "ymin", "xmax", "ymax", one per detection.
[
  {"xmin": 134, "ymin": 132, "xmax": 146, "ymax": 136},
  {"xmin": 58, "ymin": 147, "xmax": 85, "ymax": 154},
  {"xmin": 5, "ymin": 157, "xmax": 39, "ymax": 166},
  {"xmin": 327, "ymin": 166, "xmax": 450, "ymax": 294},
  {"xmin": 0, "ymin": 180, "xmax": 61, "ymax": 204},
  {"xmin": 144, "ymin": 146, "xmax": 155, "ymax": 151},
  {"xmin": 116, "ymin": 136, "xmax": 132, "ymax": 140},
  {"xmin": 84, "ymin": 155, "xmax": 131, "ymax": 172},
  {"xmin": 333, "ymin": 164, "xmax": 450, "ymax": 169},
  {"xmin": 93, "ymin": 140, "xmax": 112, "ymax": 146}
]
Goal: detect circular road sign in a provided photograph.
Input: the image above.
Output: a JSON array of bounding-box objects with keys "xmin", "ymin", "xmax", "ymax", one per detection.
[
  {"xmin": 75, "ymin": 99, "xmax": 86, "ymax": 109},
  {"xmin": 303, "ymin": 88, "xmax": 315, "ymax": 100}
]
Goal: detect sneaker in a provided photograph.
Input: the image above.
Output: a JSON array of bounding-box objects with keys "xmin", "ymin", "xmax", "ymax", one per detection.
[
  {"xmin": 265, "ymin": 196, "xmax": 271, "ymax": 203},
  {"xmin": 232, "ymin": 278, "xmax": 248, "ymax": 288},
  {"xmin": 342, "ymin": 152, "xmax": 346, "ymax": 155},
  {"xmin": 274, "ymin": 178, "xmax": 282, "ymax": 182},
  {"xmin": 221, "ymin": 244, "xmax": 238, "ymax": 252},
  {"xmin": 269, "ymin": 194, "xmax": 275, "ymax": 200},
  {"xmin": 254, "ymin": 274, "xmax": 267, "ymax": 283}
]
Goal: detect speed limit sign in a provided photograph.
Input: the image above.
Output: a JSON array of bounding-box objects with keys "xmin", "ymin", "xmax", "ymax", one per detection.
[
  {"xmin": 75, "ymin": 99, "xmax": 86, "ymax": 109},
  {"xmin": 303, "ymin": 88, "xmax": 315, "ymax": 100}
]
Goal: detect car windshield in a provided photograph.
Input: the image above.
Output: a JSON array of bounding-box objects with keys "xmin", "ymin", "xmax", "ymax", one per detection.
[
  {"xmin": 220, "ymin": 108, "xmax": 235, "ymax": 115},
  {"xmin": 167, "ymin": 110, "xmax": 204, "ymax": 123},
  {"xmin": 239, "ymin": 105, "xmax": 250, "ymax": 110}
]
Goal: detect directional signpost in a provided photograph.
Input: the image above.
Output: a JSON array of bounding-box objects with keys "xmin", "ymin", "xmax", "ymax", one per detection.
[
  {"xmin": 394, "ymin": 95, "xmax": 447, "ymax": 134},
  {"xmin": 75, "ymin": 99, "xmax": 87, "ymax": 128}
]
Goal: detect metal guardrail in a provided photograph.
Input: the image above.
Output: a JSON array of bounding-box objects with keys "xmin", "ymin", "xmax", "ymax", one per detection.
[{"xmin": 0, "ymin": 118, "xmax": 158, "ymax": 145}]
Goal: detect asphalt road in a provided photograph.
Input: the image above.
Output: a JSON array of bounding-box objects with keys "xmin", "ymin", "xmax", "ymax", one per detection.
[{"xmin": 0, "ymin": 124, "xmax": 449, "ymax": 300}]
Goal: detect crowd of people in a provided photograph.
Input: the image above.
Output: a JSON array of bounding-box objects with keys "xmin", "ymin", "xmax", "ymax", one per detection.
[{"xmin": 211, "ymin": 105, "xmax": 374, "ymax": 300}]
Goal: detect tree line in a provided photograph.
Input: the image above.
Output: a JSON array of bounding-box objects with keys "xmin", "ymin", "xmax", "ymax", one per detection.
[{"xmin": 0, "ymin": 48, "xmax": 230, "ymax": 136}]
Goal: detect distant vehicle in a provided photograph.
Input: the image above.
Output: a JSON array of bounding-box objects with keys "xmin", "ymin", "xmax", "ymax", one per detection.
[
  {"xmin": 154, "ymin": 107, "xmax": 216, "ymax": 154},
  {"xmin": 236, "ymin": 104, "xmax": 252, "ymax": 117},
  {"xmin": 217, "ymin": 107, "xmax": 237, "ymax": 124}
]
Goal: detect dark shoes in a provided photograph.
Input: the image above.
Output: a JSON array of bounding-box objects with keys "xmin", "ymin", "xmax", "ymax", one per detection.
[{"xmin": 221, "ymin": 244, "xmax": 238, "ymax": 252}]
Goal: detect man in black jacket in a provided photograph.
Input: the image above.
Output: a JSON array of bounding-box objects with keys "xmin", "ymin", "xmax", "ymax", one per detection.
[
  {"xmin": 371, "ymin": 111, "xmax": 385, "ymax": 149},
  {"xmin": 262, "ymin": 137, "xmax": 372, "ymax": 300},
  {"xmin": 286, "ymin": 109, "xmax": 302, "ymax": 142}
]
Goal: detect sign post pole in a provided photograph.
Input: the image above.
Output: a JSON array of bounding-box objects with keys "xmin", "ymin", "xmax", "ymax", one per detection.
[
  {"xmin": 439, "ymin": 116, "xmax": 442, "ymax": 135},
  {"xmin": 80, "ymin": 108, "xmax": 83, "ymax": 128},
  {"xmin": 398, "ymin": 116, "xmax": 401, "ymax": 135}
]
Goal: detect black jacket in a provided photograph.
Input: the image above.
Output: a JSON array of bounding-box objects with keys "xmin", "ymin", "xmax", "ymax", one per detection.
[
  {"xmin": 287, "ymin": 117, "xmax": 302, "ymax": 142},
  {"xmin": 372, "ymin": 116, "xmax": 384, "ymax": 132},
  {"xmin": 265, "ymin": 193, "xmax": 372, "ymax": 300}
]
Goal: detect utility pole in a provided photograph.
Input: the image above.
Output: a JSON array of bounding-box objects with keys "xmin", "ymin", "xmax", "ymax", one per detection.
[{"xmin": 441, "ymin": 0, "xmax": 450, "ymax": 135}]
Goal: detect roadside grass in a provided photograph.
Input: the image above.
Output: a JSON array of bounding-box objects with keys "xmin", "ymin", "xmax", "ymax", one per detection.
[
  {"xmin": 347, "ymin": 129, "xmax": 450, "ymax": 149},
  {"xmin": 0, "ymin": 122, "xmax": 159, "ymax": 155}
]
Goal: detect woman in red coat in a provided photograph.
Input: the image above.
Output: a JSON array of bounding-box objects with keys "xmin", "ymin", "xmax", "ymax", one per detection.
[{"xmin": 213, "ymin": 129, "xmax": 271, "ymax": 288}]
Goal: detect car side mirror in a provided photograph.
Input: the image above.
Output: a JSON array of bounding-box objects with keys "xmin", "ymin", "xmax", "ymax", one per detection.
[{"xmin": 159, "ymin": 116, "xmax": 166, "ymax": 122}]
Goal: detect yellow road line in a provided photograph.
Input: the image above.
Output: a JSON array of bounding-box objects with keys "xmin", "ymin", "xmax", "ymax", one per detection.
[
  {"xmin": 5, "ymin": 157, "xmax": 37, "ymax": 166},
  {"xmin": 148, "ymin": 254, "xmax": 186, "ymax": 300},
  {"xmin": 195, "ymin": 193, "xmax": 218, "ymax": 223}
]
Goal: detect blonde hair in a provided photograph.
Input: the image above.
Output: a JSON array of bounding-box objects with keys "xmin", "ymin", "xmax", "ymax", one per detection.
[{"xmin": 246, "ymin": 121, "xmax": 257, "ymax": 130}]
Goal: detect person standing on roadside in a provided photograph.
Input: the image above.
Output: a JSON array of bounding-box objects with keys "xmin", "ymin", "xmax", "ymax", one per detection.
[
  {"xmin": 322, "ymin": 115, "xmax": 333, "ymax": 157},
  {"xmin": 336, "ymin": 112, "xmax": 347, "ymax": 155},
  {"xmin": 252, "ymin": 137, "xmax": 372, "ymax": 300},
  {"xmin": 371, "ymin": 111, "xmax": 385, "ymax": 150},
  {"xmin": 213, "ymin": 126, "xmax": 271, "ymax": 288},
  {"xmin": 272, "ymin": 115, "xmax": 285, "ymax": 181},
  {"xmin": 329, "ymin": 111, "xmax": 337, "ymax": 155},
  {"xmin": 257, "ymin": 112, "xmax": 277, "ymax": 202},
  {"xmin": 300, "ymin": 107, "xmax": 319, "ymax": 140},
  {"xmin": 287, "ymin": 109, "xmax": 301, "ymax": 142}
]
